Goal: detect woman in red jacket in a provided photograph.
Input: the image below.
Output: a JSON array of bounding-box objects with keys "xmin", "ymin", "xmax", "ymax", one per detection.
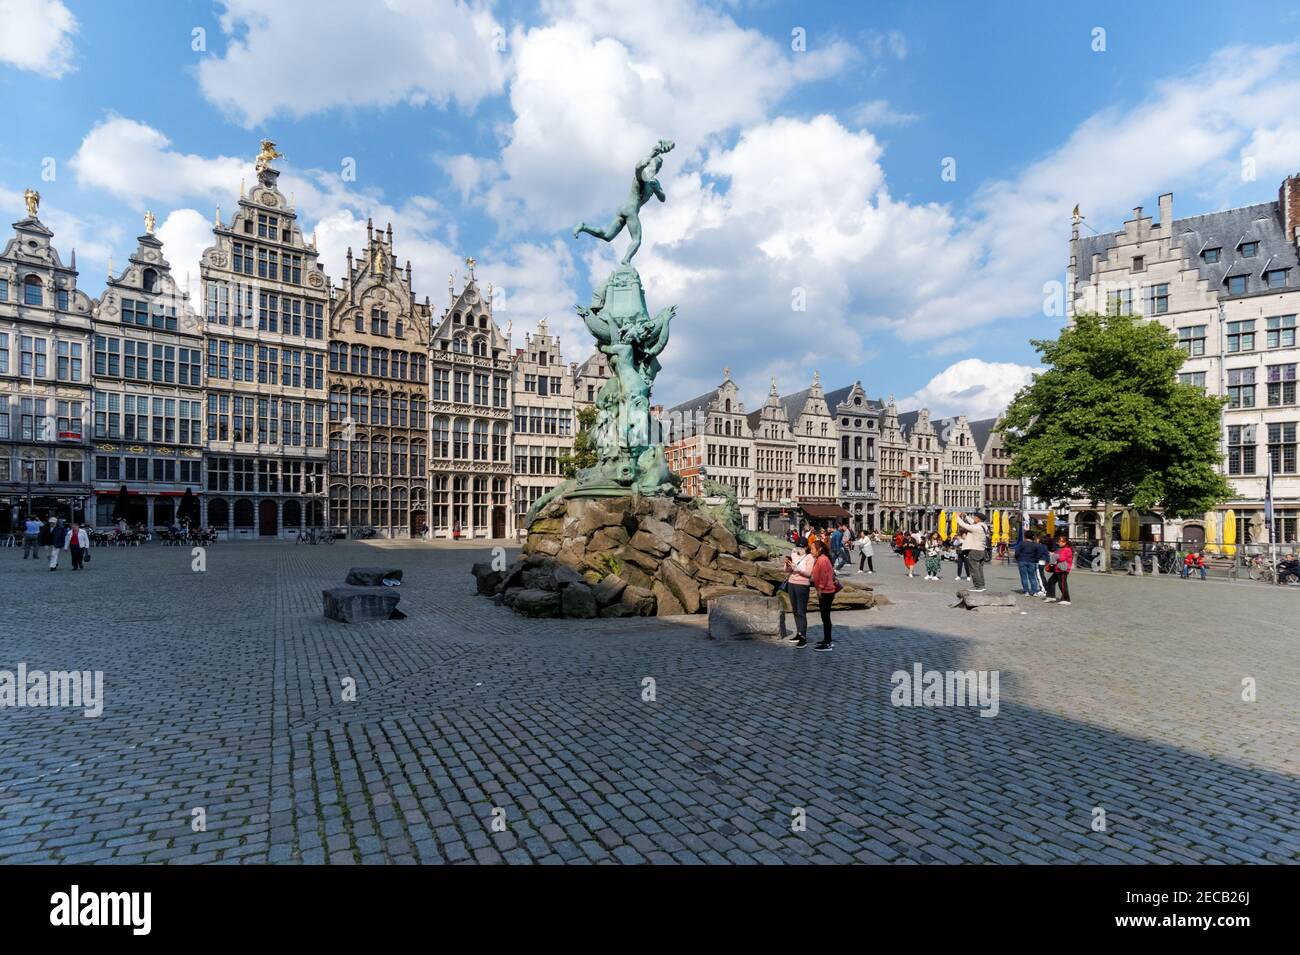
[
  {"xmin": 1044, "ymin": 534, "xmax": 1073, "ymax": 605},
  {"xmin": 809, "ymin": 537, "xmax": 840, "ymax": 651}
]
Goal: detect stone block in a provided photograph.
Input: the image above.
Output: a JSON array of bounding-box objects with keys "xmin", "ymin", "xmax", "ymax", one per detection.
[
  {"xmin": 560, "ymin": 582, "xmax": 598, "ymax": 619},
  {"xmin": 322, "ymin": 586, "xmax": 403, "ymax": 623},
  {"xmin": 346, "ymin": 566, "xmax": 403, "ymax": 587},
  {"xmin": 707, "ymin": 594, "xmax": 782, "ymax": 640},
  {"xmin": 628, "ymin": 529, "xmax": 670, "ymax": 557},
  {"xmin": 469, "ymin": 562, "xmax": 502, "ymax": 596},
  {"xmin": 621, "ymin": 584, "xmax": 656, "ymax": 616},
  {"xmin": 591, "ymin": 574, "xmax": 628, "ymax": 606},
  {"xmin": 954, "ymin": 590, "xmax": 1017, "ymax": 613},
  {"xmin": 661, "ymin": 558, "xmax": 702, "ymax": 613},
  {"xmin": 699, "ymin": 584, "xmax": 753, "ymax": 605},
  {"xmin": 652, "ymin": 580, "xmax": 686, "ymax": 616},
  {"xmin": 510, "ymin": 588, "xmax": 562, "ymax": 618}
]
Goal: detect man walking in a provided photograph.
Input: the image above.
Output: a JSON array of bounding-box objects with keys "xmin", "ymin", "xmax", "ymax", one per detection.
[
  {"xmin": 21, "ymin": 515, "xmax": 41, "ymax": 559},
  {"xmin": 47, "ymin": 519, "xmax": 66, "ymax": 570},
  {"xmin": 1014, "ymin": 531, "xmax": 1040, "ymax": 595},
  {"xmin": 956, "ymin": 512, "xmax": 990, "ymax": 592}
]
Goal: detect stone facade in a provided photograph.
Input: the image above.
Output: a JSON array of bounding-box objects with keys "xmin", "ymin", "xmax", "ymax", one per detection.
[
  {"xmin": 827, "ymin": 381, "xmax": 880, "ymax": 531},
  {"xmin": 512, "ymin": 319, "xmax": 575, "ymax": 529},
  {"xmin": 783, "ymin": 373, "xmax": 842, "ymax": 526},
  {"xmin": 428, "ymin": 263, "xmax": 513, "ymax": 539},
  {"xmin": 91, "ymin": 222, "xmax": 204, "ymax": 529},
  {"xmin": 200, "ymin": 157, "xmax": 330, "ymax": 538},
  {"xmin": 661, "ymin": 368, "xmax": 755, "ymax": 529},
  {"xmin": 1071, "ymin": 181, "xmax": 1300, "ymax": 546},
  {"xmin": 572, "ymin": 349, "xmax": 613, "ymax": 414},
  {"xmin": 747, "ymin": 379, "xmax": 796, "ymax": 535},
  {"xmin": 898, "ymin": 408, "xmax": 943, "ymax": 532},
  {"xmin": 875, "ymin": 398, "xmax": 908, "ymax": 531},
  {"xmin": 326, "ymin": 222, "xmax": 430, "ymax": 538},
  {"xmin": 0, "ymin": 197, "xmax": 94, "ymax": 532},
  {"xmin": 939, "ymin": 415, "xmax": 981, "ymax": 512}
]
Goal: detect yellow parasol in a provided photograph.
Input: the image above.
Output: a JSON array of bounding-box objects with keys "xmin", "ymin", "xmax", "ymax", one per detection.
[
  {"xmin": 938, "ymin": 511, "xmax": 948, "ymax": 540},
  {"xmin": 1223, "ymin": 508, "xmax": 1236, "ymax": 558},
  {"xmin": 1045, "ymin": 510, "xmax": 1056, "ymax": 537},
  {"xmin": 991, "ymin": 511, "xmax": 1001, "ymax": 544},
  {"xmin": 1203, "ymin": 510, "xmax": 1219, "ymax": 554}
]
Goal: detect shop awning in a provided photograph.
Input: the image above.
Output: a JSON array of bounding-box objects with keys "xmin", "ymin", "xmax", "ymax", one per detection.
[{"xmin": 799, "ymin": 503, "xmax": 852, "ymax": 520}]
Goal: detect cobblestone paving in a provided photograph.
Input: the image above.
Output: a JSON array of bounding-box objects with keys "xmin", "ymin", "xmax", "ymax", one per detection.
[{"xmin": 1, "ymin": 541, "xmax": 1297, "ymax": 864}]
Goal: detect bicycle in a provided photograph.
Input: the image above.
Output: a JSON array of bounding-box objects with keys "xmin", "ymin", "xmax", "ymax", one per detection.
[{"xmin": 1246, "ymin": 554, "xmax": 1277, "ymax": 584}]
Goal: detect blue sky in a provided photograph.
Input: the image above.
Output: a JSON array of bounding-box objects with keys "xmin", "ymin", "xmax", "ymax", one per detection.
[{"xmin": 3, "ymin": 0, "xmax": 1300, "ymax": 417}]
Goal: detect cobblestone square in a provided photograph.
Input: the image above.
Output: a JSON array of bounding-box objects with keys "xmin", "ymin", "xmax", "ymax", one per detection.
[{"xmin": 1, "ymin": 541, "xmax": 1297, "ymax": 865}]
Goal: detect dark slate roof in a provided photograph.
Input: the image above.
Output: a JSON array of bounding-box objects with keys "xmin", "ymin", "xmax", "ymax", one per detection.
[
  {"xmin": 778, "ymin": 387, "xmax": 813, "ymax": 425},
  {"xmin": 746, "ymin": 409, "xmax": 764, "ymax": 431},
  {"xmin": 665, "ymin": 388, "xmax": 716, "ymax": 418},
  {"xmin": 967, "ymin": 416, "xmax": 999, "ymax": 455},
  {"xmin": 1077, "ymin": 200, "xmax": 1300, "ymax": 299},
  {"xmin": 825, "ymin": 384, "xmax": 884, "ymax": 416},
  {"xmin": 779, "ymin": 383, "xmax": 884, "ymax": 425}
]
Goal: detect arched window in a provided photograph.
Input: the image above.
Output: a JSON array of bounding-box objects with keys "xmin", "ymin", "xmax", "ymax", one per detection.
[
  {"xmin": 329, "ymin": 341, "xmax": 346, "ymax": 372},
  {"xmin": 371, "ymin": 485, "xmax": 389, "ymax": 529},
  {"xmin": 473, "ymin": 420, "xmax": 488, "ymax": 460},
  {"xmin": 350, "ymin": 432, "xmax": 368, "ymax": 474},
  {"xmin": 329, "ymin": 432, "xmax": 346, "ymax": 473},
  {"xmin": 391, "ymin": 393, "xmax": 408, "ymax": 428},
  {"xmin": 373, "ymin": 347, "xmax": 389, "ymax": 378},
  {"xmin": 391, "ymin": 486, "xmax": 408, "ymax": 534},
  {"xmin": 492, "ymin": 421, "xmax": 507, "ymax": 462},
  {"xmin": 329, "ymin": 386, "xmax": 346, "ymax": 422},
  {"xmin": 452, "ymin": 335, "xmax": 468, "ymax": 354},
  {"xmin": 411, "ymin": 438, "xmax": 426, "ymax": 476},
  {"xmin": 329, "ymin": 484, "xmax": 347, "ymax": 528},
  {"xmin": 371, "ymin": 389, "xmax": 388, "ymax": 426},
  {"xmin": 432, "ymin": 417, "xmax": 448, "ymax": 457},
  {"xmin": 349, "ymin": 387, "xmax": 368, "ymax": 424},
  {"xmin": 394, "ymin": 316, "xmax": 404, "ymax": 338},
  {"xmin": 371, "ymin": 435, "xmax": 389, "ymax": 475},
  {"xmin": 394, "ymin": 351, "xmax": 409, "ymax": 381},
  {"xmin": 350, "ymin": 485, "xmax": 368, "ymax": 527},
  {"xmin": 142, "ymin": 268, "xmax": 158, "ymax": 293},
  {"xmin": 23, "ymin": 275, "xmax": 42, "ymax": 305},
  {"xmin": 453, "ymin": 419, "xmax": 469, "ymax": 459},
  {"xmin": 472, "ymin": 337, "xmax": 487, "ymax": 357},
  {"xmin": 354, "ymin": 311, "xmax": 364, "ymax": 333},
  {"xmin": 392, "ymin": 437, "xmax": 408, "ymax": 477}
]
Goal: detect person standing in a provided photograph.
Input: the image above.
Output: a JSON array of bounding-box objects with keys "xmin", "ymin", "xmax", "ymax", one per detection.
[
  {"xmin": 1044, "ymin": 534, "xmax": 1073, "ymax": 604},
  {"xmin": 901, "ymin": 533, "xmax": 918, "ymax": 578},
  {"xmin": 783, "ymin": 542, "xmax": 815, "ymax": 649},
  {"xmin": 48, "ymin": 520, "xmax": 67, "ymax": 570},
  {"xmin": 1014, "ymin": 531, "xmax": 1040, "ymax": 595},
  {"xmin": 924, "ymin": 532, "xmax": 943, "ymax": 581},
  {"xmin": 809, "ymin": 536, "xmax": 839, "ymax": 651},
  {"xmin": 856, "ymin": 529, "xmax": 874, "ymax": 574},
  {"xmin": 830, "ymin": 523, "xmax": 846, "ymax": 570},
  {"xmin": 38, "ymin": 518, "xmax": 55, "ymax": 567},
  {"xmin": 21, "ymin": 516, "xmax": 41, "ymax": 559},
  {"xmin": 67, "ymin": 523, "xmax": 89, "ymax": 570},
  {"xmin": 956, "ymin": 512, "xmax": 990, "ymax": 592}
]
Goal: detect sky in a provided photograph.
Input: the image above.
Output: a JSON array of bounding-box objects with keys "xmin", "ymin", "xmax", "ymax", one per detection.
[{"xmin": 3, "ymin": 0, "xmax": 1300, "ymax": 420}]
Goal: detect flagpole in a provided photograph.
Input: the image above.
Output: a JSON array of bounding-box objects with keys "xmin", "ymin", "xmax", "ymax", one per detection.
[{"xmin": 1266, "ymin": 460, "xmax": 1277, "ymax": 585}]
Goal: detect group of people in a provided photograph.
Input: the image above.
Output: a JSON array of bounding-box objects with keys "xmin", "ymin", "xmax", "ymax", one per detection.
[
  {"xmin": 892, "ymin": 513, "xmax": 992, "ymax": 591},
  {"xmin": 781, "ymin": 529, "xmax": 844, "ymax": 652},
  {"xmin": 1012, "ymin": 530, "xmax": 1074, "ymax": 604},
  {"xmin": 18, "ymin": 516, "xmax": 91, "ymax": 571}
]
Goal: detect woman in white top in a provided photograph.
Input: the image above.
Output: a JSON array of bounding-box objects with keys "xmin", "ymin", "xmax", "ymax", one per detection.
[
  {"xmin": 856, "ymin": 530, "xmax": 874, "ymax": 573},
  {"xmin": 783, "ymin": 545, "xmax": 816, "ymax": 649}
]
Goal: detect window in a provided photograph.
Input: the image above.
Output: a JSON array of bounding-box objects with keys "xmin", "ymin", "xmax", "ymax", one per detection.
[
  {"xmin": 1266, "ymin": 268, "xmax": 1289, "ymax": 289},
  {"xmin": 1267, "ymin": 315, "xmax": 1296, "ymax": 349},
  {"xmin": 1269, "ymin": 422, "xmax": 1297, "ymax": 474},
  {"xmin": 1226, "ymin": 367, "xmax": 1256, "ymax": 408},
  {"xmin": 1132, "ymin": 256, "xmax": 1145, "ymax": 272},
  {"xmin": 1106, "ymin": 288, "xmax": 1133, "ymax": 315},
  {"xmin": 1202, "ymin": 247, "xmax": 1221, "ymax": 263},
  {"xmin": 20, "ymin": 335, "xmax": 47, "ymax": 376},
  {"xmin": 1142, "ymin": 283, "xmax": 1169, "ymax": 315},
  {"xmin": 23, "ymin": 275, "xmax": 42, "ymax": 305},
  {"xmin": 1268, "ymin": 364, "xmax": 1297, "ymax": 406},
  {"xmin": 1226, "ymin": 320, "xmax": 1255, "ymax": 353},
  {"xmin": 1177, "ymin": 325, "xmax": 1206, "ymax": 357},
  {"xmin": 0, "ymin": 277, "xmax": 7, "ymax": 300},
  {"xmin": 1228, "ymin": 274, "xmax": 1248, "ymax": 294},
  {"xmin": 56, "ymin": 341, "xmax": 82, "ymax": 381},
  {"xmin": 0, "ymin": 332, "xmax": 7, "ymax": 373},
  {"xmin": 1178, "ymin": 371, "xmax": 1206, "ymax": 390},
  {"xmin": 1240, "ymin": 241, "xmax": 1259, "ymax": 257}
]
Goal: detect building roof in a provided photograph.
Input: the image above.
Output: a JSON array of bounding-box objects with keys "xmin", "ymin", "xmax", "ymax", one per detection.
[
  {"xmin": 967, "ymin": 416, "xmax": 999, "ymax": 455},
  {"xmin": 1076, "ymin": 200, "xmax": 1300, "ymax": 298}
]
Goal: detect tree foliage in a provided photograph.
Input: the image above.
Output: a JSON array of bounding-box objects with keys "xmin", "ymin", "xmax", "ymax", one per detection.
[
  {"xmin": 998, "ymin": 313, "xmax": 1232, "ymax": 566},
  {"xmin": 559, "ymin": 405, "xmax": 600, "ymax": 479}
]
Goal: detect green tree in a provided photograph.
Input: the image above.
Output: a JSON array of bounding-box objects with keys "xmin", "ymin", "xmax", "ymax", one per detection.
[
  {"xmin": 999, "ymin": 312, "xmax": 1232, "ymax": 572},
  {"xmin": 559, "ymin": 405, "xmax": 600, "ymax": 478}
]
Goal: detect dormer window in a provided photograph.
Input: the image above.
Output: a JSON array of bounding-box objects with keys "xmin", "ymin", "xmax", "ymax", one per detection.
[
  {"xmin": 1228, "ymin": 274, "xmax": 1248, "ymax": 295},
  {"xmin": 1241, "ymin": 241, "xmax": 1259, "ymax": 257},
  {"xmin": 1203, "ymin": 247, "xmax": 1221, "ymax": 263},
  {"xmin": 1266, "ymin": 268, "xmax": 1289, "ymax": 289}
]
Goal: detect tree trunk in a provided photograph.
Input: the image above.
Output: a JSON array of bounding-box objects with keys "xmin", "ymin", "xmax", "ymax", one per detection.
[{"xmin": 1100, "ymin": 499, "xmax": 1114, "ymax": 573}]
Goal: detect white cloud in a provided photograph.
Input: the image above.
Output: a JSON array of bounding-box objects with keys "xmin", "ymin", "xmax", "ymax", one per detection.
[
  {"xmin": 850, "ymin": 99, "xmax": 920, "ymax": 127},
  {"xmin": 0, "ymin": 184, "xmax": 122, "ymax": 288},
  {"xmin": 195, "ymin": 0, "xmax": 508, "ymax": 127},
  {"xmin": 0, "ymin": 0, "xmax": 76, "ymax": 78},
  {"xmin": 157, "ymin": 208, "xmax": 217, "ymax": 300},
  {"xmin": 486, "ymin": 0, "xmax": 854, "ymax": 229},
  {"xmin": 902, "ymin": 359, "xmax": 1039, "ymax": 421},
  {"xmin": 70, "ymin": 116, "xmax": 245, "ymax": 205}
]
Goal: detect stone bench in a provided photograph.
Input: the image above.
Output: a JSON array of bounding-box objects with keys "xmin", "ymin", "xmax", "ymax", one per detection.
[
  {"xmin": 323, "ymin": 586, "xmax": 404, "ymax": 622},
  {"xmin": 708, "ymin": 593, "xmax": 783, "ymax": 640},
  {"xmin": 953, "ymin": 590, "xmax": 1017, "ymax": 613},
  {"xmin": 345, "ymin": 566, "xmax": 403, "ymax": 587}
]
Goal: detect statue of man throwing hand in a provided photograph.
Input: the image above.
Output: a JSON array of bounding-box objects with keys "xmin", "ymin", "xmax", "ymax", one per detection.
[{"xmin": 572, "ymin": 140, "xmax": 675, "ymax": 264}]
